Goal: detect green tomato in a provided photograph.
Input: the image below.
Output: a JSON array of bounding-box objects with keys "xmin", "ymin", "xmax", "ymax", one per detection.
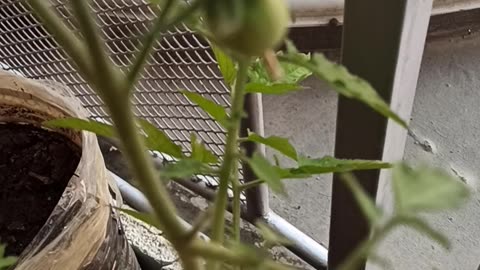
[{"xmin": 205, "ymin": 0, "xmax": 290, "ymax": 57}]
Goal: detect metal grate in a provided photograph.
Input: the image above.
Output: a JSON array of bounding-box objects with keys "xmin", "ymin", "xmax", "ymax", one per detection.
[{"xmin": 0, "ymin": 0, "xmax": 237, "ymax": 187}]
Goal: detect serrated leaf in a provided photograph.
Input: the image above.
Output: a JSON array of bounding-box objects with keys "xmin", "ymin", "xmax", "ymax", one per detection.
[
  {"xmin": 292, "ymin": 156, "xmax": 392, "ymax": 175},
  {"xmin": 245, "ymin": 83, "xmax": 300, "ymax": 95},
  {"xmin": 256, "ymin": 221, "xmax": 291, "ymax": 247},
  {"xmin": 211, "ymin": 45, "xmax": 236, "ymax": 86},
  {"xmin": 392, "ymin": 164, "xmax": 469, "ymax": 213},
  {"xmin": 398, "ymin": 216, "xmax": 450, "ymax": 249},
  {"xmin": 118, "ymin": 208, "xmax": 162, "ymax": 230},
  {"xmin": 44, "ymin": 117, "xmax": 115, "ymax": 138},
  {"xmin": 138, "ymin": 119, "xmax": 183, "ymax": 158},
  {"xmin": 248, "ymin": 57, "xmax": 311, "ymax": 85},
  {"xmin": 182, "ymin": 91, "xmax": 228, "ymax": 127},
  {"xmin": 190, "ymin": 133, "xmax": 218, "ymax": 164},
  {"xmin": 279, "ymin": 52, "xmax": 407, "ymax": 127},
  {"xmin": 341, "ymin": 173, "xmax": 383, "ymax": 224},
  {"xmin": 246, "ymin": 152, "xmax": 285, "ymax": 195},
  {"xmin": 246, "ymin": 133, "xmax": 297, "ymax": 160},
  {"xmin": 160, "ymin": 159, "xmax": 212, "ymax": 180}
]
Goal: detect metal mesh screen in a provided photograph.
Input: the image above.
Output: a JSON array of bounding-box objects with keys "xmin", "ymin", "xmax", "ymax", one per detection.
[{"xmin": 0, "ymin": 0, "xmax": 238, "ymax": 188}]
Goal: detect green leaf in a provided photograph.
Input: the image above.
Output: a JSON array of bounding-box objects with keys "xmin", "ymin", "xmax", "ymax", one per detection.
[
  {"xmin": 246, "ymin": 133, "xmax": 297, "ymax": 160},
  {"xmin": 138, "ymin": 119, "xmax": 183, "ymax": 158},
  {"xmin": 291, "ymin": 156, "xmax": 392, "ymax": 175},
  {"xmin": 160, "ymin": 159, "xmax": 212, "ymax": 179},
  {"xmin": 118, "ymin": 208, "xmax": 162, "ymax": 230},
  {"xmin": 255, "ymin": 221, "xmax": 291, "ymax": 247},
  {"xmin": 0, "ymin": 244, "xmax": 16, "ymax": 269},
  {"xmin": 44, "ymin": 117, "xmax": 115, "ymax": 138},
  {"xmin": 341, "ymin": 173, "xmax": 383, "ymax": 224},
  {"xmin": 392, "ymin": 164, "xmax": 470, "ymax": 213},
  {"xmin": 245, "ymin": 82, "xmax": 300, "ymax": 95},
  {"xmin": 278, "ymin": 52, "xmax": 407, "ymax": 127},
  {"xmin": 211, "ymin": 45, "xmax": 236, "ymax": 86},
  {"xmin": 182, "ymin": 90, "xmax": 228, "ymax": 127},
  {"xmin": 398, "ymin": 216, "xmax": 450, "ymax": 249},
  {"xmin": 248, "ymin": 57, "xmax": 312, "ymax": 85},
  {"xmin": 190, "ymin": 133, "xmax": 218, "ymax": 164},
  {"xmin": 246, "ymin": 152, "xmax": 285, "ymax": 195},
  {"xmin": 0, "ymin": 257, "xmax": 16, "ymax": 270}
]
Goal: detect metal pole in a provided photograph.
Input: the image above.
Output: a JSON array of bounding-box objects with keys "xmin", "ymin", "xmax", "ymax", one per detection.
[
  {"xmin": 241, "ymin": 93, "xmax": 270, "ymax": 220},
  {"xmin": 264, "ymin": 212, "xmax": 328, "ymax": 269},
  {"xmin": 328, "ymin": 0, "xmax": 432, "ymax": 268}
]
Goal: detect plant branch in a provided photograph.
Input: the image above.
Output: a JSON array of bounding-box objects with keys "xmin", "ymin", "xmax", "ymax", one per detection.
[
  {"xmin": 208, "ymin": 58, "xmax": 250, "ymax": 269},
  {"xmin": 70, "ymin": 0, "xmax": 125, "ymax": 97},
  {"xmin": 28, "ymin": 0, "xmax": 96, "ymax": 83},
  {"xmin": 239, "ymin": 179, "xmax": 263, "ymax": 191},
  {"xmin": 189, "ymin": 240, "xmax": 290, "ymax": 270},
  {"xmin": 126, "ymin": 0, "xmax": 204, "ymax": 91},
  {"xmin": 29, "ymin": 2, "xmax": 201, "ymax": 269}
]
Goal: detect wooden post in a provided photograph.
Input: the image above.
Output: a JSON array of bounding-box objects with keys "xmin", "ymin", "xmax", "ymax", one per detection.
[{"xmin": 328, "ymin": 0, "xmax": 433, "ymax": 269}]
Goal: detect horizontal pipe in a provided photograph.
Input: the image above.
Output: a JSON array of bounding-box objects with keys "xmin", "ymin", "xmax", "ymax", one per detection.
[
  {"xmin": 111, "ymin": 171, "xmax": 205, "ymax": 238},
  {"xmin": 263, "ymin": 212, "xmax": 328, "ymax": 270}
]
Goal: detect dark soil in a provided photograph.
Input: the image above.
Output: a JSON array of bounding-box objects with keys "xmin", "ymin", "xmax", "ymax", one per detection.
[{"xmin": 0, "ymin": 123, "xmax": 81, "ymax": 256}]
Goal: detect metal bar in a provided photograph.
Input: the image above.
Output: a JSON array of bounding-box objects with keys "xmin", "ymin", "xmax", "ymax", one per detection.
[
  {"xmin": 328, "ymin": 0, "xmax": 432, "ymax": 269},
  {"xmin": 241, "ymin": 93, "xmax": 270, "ymax": 220},
  {"xmin": 111, "ymin": 171, "xmax": 203, "ymax": 237},
  {"xmin": 264, "ymin": 212, "xmax": 328, "ymax": 270}
]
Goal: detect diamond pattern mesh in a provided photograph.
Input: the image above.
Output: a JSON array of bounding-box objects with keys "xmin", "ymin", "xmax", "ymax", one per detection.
[{"xmin": 0, "ymin": 0, "xmax": 239, "ymax": 187}]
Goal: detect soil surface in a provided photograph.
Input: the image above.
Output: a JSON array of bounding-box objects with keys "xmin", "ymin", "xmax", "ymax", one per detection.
[{"xmin": 0, "ymin": 123, "xmax": 80, "ymax": 256}]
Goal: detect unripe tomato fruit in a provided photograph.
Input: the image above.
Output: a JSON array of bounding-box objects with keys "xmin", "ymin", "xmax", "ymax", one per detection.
[{"xmin": 205, "ymin": 0, "xmax": 290, "ymax": 57}]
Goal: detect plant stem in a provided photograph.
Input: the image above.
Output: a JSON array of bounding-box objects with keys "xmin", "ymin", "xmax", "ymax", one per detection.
[
  {"xmin": 239, "ymin": 179, "xmax": 263, "ymax": 191},
  {"xmin": 28, "ymin": 0, "xmax": 96, "ymax": 83},
  {"xmin": 208, "ymin": 58, "xmax": 250, "ymax": 269},
  {"xmin": 29, "ymin": 2, "xmax": 201, "ymax": 269},
  {"xmin": 126, "ymin": 0, "xmax": 204, "ymax": 90},
  {"xmin": 189, "ymin": 240, "xmax": 290, "ymax": 270},
  {"xmin": 70, "ymin": 0, "xmax": 124, "ymax": 98},
  {"xmin": 105, "ymin": 98, "xmax": 202, "ymax": 270}
]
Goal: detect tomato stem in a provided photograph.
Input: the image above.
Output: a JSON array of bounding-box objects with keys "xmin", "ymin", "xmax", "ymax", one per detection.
[{"xmin": 208, "ymin": 57, "xmax": 250, "ymax": 269}]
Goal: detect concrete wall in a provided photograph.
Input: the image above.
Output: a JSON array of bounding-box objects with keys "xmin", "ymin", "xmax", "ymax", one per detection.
[{"xmin": 262, "ymin": 34, "xmax": 480, "ymax": 269}]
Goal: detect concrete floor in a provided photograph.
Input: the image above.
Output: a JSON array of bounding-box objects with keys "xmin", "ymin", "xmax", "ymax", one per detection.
[{"xmin": 262, "ymin": 32, "xmax": 480, "ymax": 269}]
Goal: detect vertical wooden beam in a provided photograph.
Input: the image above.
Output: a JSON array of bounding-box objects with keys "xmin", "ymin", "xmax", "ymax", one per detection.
[{"xmin": 328, "ymin": 0, "xmax": 433, "ymax": 269}]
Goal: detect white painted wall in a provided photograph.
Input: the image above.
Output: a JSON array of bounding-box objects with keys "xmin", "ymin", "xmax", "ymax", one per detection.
[{"xmin": 369, "ymin": 33, "xmax": 480, "ymax": 270}]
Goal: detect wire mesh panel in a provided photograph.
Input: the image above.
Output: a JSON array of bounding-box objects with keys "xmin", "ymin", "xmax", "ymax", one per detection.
[{"xmin": 0, "ymin": 0, "xmax": 236, "ymax": 187}]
